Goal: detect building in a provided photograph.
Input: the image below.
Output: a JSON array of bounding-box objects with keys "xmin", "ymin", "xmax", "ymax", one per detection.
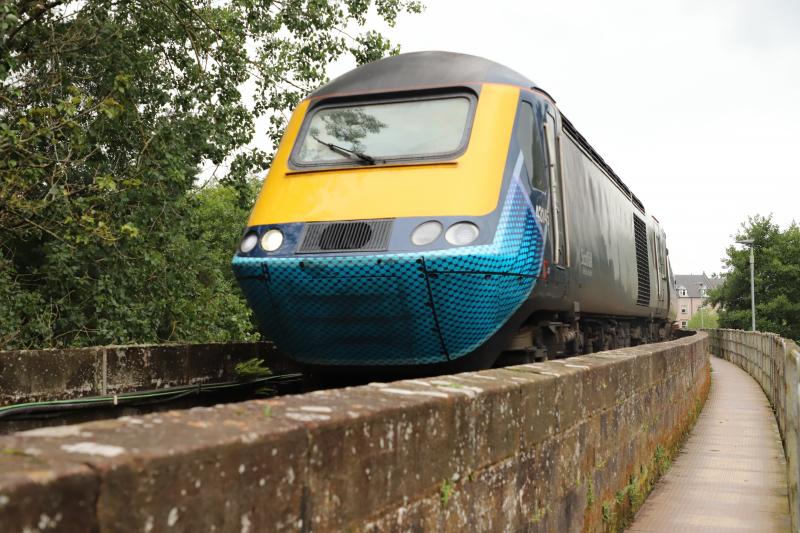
[{"xmin": 674, "ymin": 274, "xmax": 722, "ymax": 329}]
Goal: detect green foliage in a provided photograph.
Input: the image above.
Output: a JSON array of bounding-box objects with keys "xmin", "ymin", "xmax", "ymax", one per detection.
[
  {"xmin": 654, "ymin": 444, "xmax": 670, "ymax": 476},
  {"xmin": 0, "ymin": 0, "xmax": 422, "ymax": 349},
  {"xmin": 234, "ymin": 357, "xmax": 272, "ymax": 380},
  {"xmin": 0, "ymin": 180, "xmax": 261, "ymax": 348},
  {"xmin": 686, "ymin": 307, "xmax": 719, "ymax": 329},
  {"xmin": 708, "ymin": 215, "xmax": 800, "ymax": 341},
  {"xmin": 624, "ymin": 474, "xmax": 642, "ymax": 508},
  {"xmin": 439, "ymin": 478, "xmax": 454, "ymax": 507},
  {"xmin": 602, "ymin": 502, "xmax": 614, "ymax": 523}
]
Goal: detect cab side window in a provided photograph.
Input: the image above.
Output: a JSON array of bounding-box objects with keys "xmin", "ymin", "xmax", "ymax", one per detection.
[
  {"xmin": 519, "ymin": 102, "xmax": 547, "ymax": 192},
  {"xmin": 544, "ymin": 109, "xmax": 566, "ymax": 264}
]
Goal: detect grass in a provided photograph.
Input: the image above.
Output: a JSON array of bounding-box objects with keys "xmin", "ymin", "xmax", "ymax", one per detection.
[{"xmin": 440, "ymin": 479, "xmax": 454, "ymax": 508}]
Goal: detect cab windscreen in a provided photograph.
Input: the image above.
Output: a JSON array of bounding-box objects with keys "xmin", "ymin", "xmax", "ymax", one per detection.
[{"xmin": 292, "ymin": 95, "xmax": 473, "ymax": 167}]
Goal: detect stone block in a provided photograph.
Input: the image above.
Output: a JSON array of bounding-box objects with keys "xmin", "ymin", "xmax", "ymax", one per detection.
[
  {"xmin": 0, "ymin": 348, "xmax": 98, "ymax": 405},
  {"xmin": 496, "ymin": 366, "xmax": 559, "ymax": 449},
  {"xmin": 0, "ymin": 448, "xmax": 98, "ymax": 532}
]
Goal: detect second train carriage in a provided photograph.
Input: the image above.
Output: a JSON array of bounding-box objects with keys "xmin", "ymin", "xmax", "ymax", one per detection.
[{"xmin": 232, "ymin": 52, "xmax": 677, "ymax": 372}]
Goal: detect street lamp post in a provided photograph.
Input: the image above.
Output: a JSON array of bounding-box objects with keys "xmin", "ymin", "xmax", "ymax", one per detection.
[
  {"xmin": 736, "ymin": 239, "xmax": 756, "ymax": 331},
  {"xmin": 697, "ymin": 282, "xmax": 705, "ymax": 329}
]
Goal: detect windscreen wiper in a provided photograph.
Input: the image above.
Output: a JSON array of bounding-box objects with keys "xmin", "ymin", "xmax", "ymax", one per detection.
[{"xmin": 312, "ymin": 135, "xmax": 376, "ymax": 164}]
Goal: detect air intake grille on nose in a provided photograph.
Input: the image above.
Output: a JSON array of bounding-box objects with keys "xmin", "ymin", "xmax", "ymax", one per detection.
[
  {"xmin": 297, "ymin": 219, "xmax": 393, "ymax": 254},
  {"xmin": 633, "ymin": 215, "xmax": 651, "ymax": 307}
]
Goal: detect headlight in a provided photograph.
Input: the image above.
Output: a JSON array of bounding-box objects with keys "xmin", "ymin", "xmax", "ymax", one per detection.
[
  {"xmin": 445, "ymin": 222, "xmax": 480, "ymax": 246},
  {"xmin": 411, "ymin": 221, "xmax": 443, "ymax": 245},
  {"xmin": 239, "ymin": 232, "xmax": 258, "ymax": 253},
  {"xmin": 260, "ymin": 229, "xmax": 284, "ymax": 252}
]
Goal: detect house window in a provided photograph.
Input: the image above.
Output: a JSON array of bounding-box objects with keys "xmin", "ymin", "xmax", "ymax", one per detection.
[
  {"xmin": 678, "ymin": 288, "xmax": 688, "ymax": 297},
  {"xmin": 681, "ymin": 305, "xmax": 687, "ymax": 314},
  {"xmin": 681, "ymin": 321, "xmax": 688, "ymax": 329}
]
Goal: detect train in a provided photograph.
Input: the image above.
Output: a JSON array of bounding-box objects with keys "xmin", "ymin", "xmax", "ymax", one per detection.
[{"xmin": 232, "ymin": 51, "xmax": 678, "ymax": 374}]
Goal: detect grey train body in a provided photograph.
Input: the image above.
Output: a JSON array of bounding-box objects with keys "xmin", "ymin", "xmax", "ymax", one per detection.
[{"xmin": 518, "ymin": 106, "xmax": 676, "ymax": 359}]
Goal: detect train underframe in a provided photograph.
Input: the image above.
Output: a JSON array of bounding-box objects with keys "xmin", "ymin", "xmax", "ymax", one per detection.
[{"xmin": 497, "ymin": 309, "xmax": 673, "ymax": 366}]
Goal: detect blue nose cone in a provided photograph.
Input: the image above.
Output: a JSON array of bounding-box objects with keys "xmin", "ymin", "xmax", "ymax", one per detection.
[{"xmin": 232, "ymin": 180, "xmax": 543, "ymax": 366}]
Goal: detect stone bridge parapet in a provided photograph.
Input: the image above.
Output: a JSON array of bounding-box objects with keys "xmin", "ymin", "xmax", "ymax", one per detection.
[{"xmin": 0, "ymin": 333, "xmax": 709, "ymax": 532}]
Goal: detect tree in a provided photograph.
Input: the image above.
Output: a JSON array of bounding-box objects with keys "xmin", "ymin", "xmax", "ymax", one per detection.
[
  {"xmin": 0, "ymin": 0, "xmax": 422, "ymax": 349},
  {"xmin": 708, "ymin": 215, "xmax": 800, "ymax": 341},
  {"xmin": 686, "ymin": 307, "xmax": 718, "ymax": 330}
]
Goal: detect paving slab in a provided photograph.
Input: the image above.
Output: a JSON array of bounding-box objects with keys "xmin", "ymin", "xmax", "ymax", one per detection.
[{"xmin": 629, "ymin": 356, "xmax": 790, "ymax": 532}]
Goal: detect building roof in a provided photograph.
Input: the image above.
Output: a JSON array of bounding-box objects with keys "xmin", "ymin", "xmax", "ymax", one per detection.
[
  {"xmin": 310, "ymin": 51, "xmax": 537, "ymax": 99},
  {"xmin": 674, "ymin": 274, "xmax": 723, "ymax": 298}
]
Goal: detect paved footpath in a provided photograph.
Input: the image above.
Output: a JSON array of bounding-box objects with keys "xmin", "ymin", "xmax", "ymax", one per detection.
[{"xmin": 629, "ymin": 356, "xmax": 790, "ymax": 532}]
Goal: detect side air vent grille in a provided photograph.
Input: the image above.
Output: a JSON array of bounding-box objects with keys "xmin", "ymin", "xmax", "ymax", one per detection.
[
  {"xmin": 633, "ymin": 215, "xmax": 650, "ymax": 307},
  {"xmin": 297, "ymin": 219, "xmax": 393, "ymax": 254}
]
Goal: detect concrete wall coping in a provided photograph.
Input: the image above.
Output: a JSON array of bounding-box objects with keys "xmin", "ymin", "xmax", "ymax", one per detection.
[{"xmin": 0, "ymin": 341, "xmax": 293, "ymax": 406}]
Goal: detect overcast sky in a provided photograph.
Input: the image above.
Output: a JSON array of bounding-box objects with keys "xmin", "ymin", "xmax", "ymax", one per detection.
[{"xmin": 322, "ymin": 0, "xmax": 800, "ymax": 275}]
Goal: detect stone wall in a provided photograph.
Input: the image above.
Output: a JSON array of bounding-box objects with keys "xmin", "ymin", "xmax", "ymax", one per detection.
[
  {"xmin": 0, "ymin": 341, "xmax": 293, "ymax": 406},
  {"xmin": 0, "ymin": 334, "xmax": 709, "ymax": 532},
  {"xmin": 707, "ymin": 329, "xmax": 800, "ymax": 531}
]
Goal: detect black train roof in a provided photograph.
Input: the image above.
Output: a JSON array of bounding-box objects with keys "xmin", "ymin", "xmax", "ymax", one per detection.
[
  {"xmin": 310, "ymin": 51, "xmax": 538, "ymax": 98},
  {"xmin": 310, "ymin": 51, "xmax": 647, "ymax": 214}
]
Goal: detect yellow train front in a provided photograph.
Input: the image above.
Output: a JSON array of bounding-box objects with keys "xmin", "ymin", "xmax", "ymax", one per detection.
[{"xmin": 233, "ymin": 52, "xmax": 550, "ymax": 372}]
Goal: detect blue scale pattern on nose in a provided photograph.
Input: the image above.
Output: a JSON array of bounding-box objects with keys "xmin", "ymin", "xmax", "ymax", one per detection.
[
  {"xmin": 425, "ymin": 179, "xmax": 542, "ymax": 356},
  {"xmin": 235, "ymin": 256, "xmax": 443, "ymax": 365},
  {"xmin": 232, "ymin": 180, "xmax": 543, "ymax": 366}
]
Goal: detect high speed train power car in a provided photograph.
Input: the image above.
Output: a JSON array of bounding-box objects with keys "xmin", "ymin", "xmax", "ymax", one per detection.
[{"xmin": 232, "ymin": 51, "xmax": 677, "ymax": 373}]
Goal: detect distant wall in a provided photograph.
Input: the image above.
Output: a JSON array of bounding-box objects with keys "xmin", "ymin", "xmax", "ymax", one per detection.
[
  {"xmin": 0, "ymin": 342, "xmax": 293, "ymax": 406},
  {"xmin": 0, "ymin": 334, "xmax": 709, "ymax": 532},
  {"xmin": 708, "ymin": 329, "xmax": 800, "ymax": 531}
]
